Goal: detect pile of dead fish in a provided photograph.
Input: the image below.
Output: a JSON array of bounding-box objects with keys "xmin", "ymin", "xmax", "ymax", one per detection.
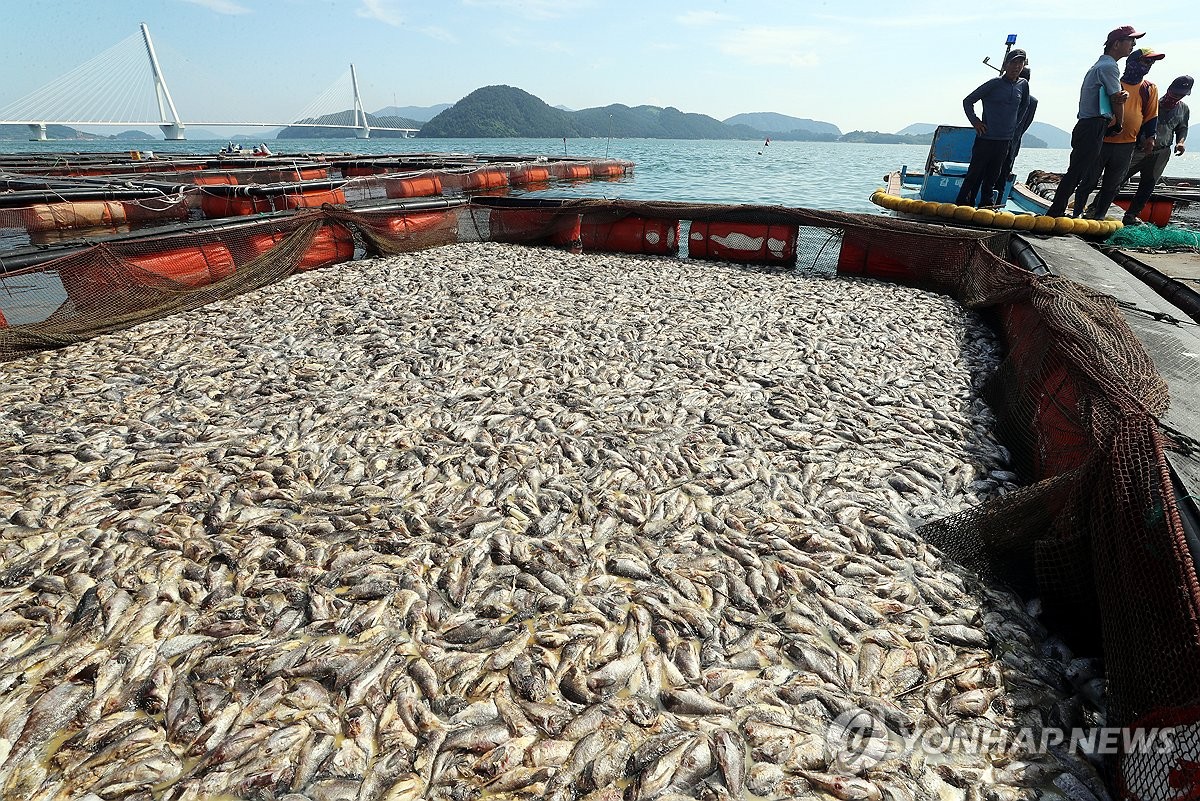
[{"xmin": 0, "ymin": 242, "xmax": 1108, "ymax": 800}]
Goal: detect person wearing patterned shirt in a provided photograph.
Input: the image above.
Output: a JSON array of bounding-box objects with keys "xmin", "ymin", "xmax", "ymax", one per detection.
[{"xmin": 1121, "ymin": 74, "xmax": 1191, "ymax": 225}]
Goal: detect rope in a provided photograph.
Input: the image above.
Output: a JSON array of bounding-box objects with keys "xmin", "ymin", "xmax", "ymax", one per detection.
[
  {"xmin": 1114, "ymin": 298, "xmax": 1200, "ymax": 328},
  {"xmin": 0, "ymin": 32, "xmax": 159, "ymax": 125}
]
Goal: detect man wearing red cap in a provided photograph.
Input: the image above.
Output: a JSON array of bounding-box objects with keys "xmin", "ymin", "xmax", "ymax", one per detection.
[
  {"xmin": 1121, "ymin": 75, "xmax": 1192, "ymax": 225},
  {"xmin": 1073, "ymin": 46, "xmax": 1164, "ymax": 219},
  {"xmin": 1046, "ymin": 25, "xmax": 1141, "ymax": 218}
]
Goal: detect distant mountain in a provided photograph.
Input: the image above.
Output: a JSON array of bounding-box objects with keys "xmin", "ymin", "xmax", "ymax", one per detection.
[
  {"xmin": 372, "ymin": 104, "xmax": 452, "ymax": 123},
  {"xmin": 231, "ymin": 131, "xmax": 284, "ymax": 141},
  {"xmin": 842, "ymin": 130, "xmax": 935, "ymax": 145},
  {"xmin": 896, "ymin": 120, "xmax": 1067, "ymax": 149},
  {"xmin": 419, "ymin": 86, "xmax": 581, "ymax": 138},
  {"xmin": 0, "ymin": 124, "xmax": 103, "ymax": 141},
  {"xmin": 724, "ymin": 112, "xmax": 840, "ymax": 138},
  {"xmin": 1026, "ymin": 121, "xmax": 1070, "ymax": 148},
  {"xmin": 110, "ymin": 130, "xmax": 158, "ymax": 141},
  {"xmin": 896, "ymin": 123, "xmax": 939, "ymax": 136},
  {"xmin": 570, "ymin": 103, "xmax": 762, "ymax": 140},
  {"xmin": 277, "ymin": 110, "xmax": 424, "ymax": 139},
  {"xmin": 420, "ymin": 85, "xmax": 776, "ymax": 140}
]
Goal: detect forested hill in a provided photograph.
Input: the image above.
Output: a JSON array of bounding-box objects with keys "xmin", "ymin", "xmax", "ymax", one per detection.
[
  {"xmin": 418, "ymin": 86, "xmax": 581, "ymax": 138},
  {"xmin": 417, "ymin": 85, "xmax": 811, "ymax": 140}
]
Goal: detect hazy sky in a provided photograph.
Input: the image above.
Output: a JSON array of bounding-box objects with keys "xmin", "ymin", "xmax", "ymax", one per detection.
[{"xmin": 3, "ymin": 0, "xmax": 1198, "ymax": 136}]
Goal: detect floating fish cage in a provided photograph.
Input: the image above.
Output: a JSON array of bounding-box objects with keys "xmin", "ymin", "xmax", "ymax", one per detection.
[
  {"xmin": 0, "ymin": 150, "xmax": 632, "ymax": 251},
  {"xmin": 0, "ymin": 167, "xmax": 1198, "ymax": 801}
]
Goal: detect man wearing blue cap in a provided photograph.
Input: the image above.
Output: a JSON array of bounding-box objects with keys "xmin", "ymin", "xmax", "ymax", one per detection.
[
  {"xmin": 1047, "ymin": 26, "xmax": 1140, "ymax": 217},
  {"xmin": 1121, "ymin": 75, "xmax": 1191, "ymax": 225},
  {"xmin": 955, "ymin": 48, "xmax": 1030, "ymax": 207}
]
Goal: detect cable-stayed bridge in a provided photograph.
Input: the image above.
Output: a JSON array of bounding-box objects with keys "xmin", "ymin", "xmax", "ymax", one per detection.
[{"xmin": 0, "ymin": 24, "xmax": 417, "ymax": 140}]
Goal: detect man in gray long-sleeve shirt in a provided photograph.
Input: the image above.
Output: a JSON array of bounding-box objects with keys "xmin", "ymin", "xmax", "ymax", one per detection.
[
  {"xmin": 1047, "ymin": 26, "xmax": 1140, "ymax": 217},
  {"xmin": 1121, "ymin": 74, "xmax": 1191, "ymax": 225},
  {"xmin": 955, "ymin": 49, "xmax": 1030, "ymax": 207}
]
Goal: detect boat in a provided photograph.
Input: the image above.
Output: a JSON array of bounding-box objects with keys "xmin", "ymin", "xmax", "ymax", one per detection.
[
  {"xmin": 2, "ymin": 152, "xmax": 1199, "ymax": 799},
  {"xmin": 1019, "ymin": 168, "xmax": 1200, "ymax": 227},
  {"xmin": 872, "ymin": 124, "xmax": 1123, "ymax": 237}
]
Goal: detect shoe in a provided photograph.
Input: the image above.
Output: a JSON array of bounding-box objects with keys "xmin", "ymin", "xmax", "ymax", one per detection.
[{"xmin": 1122, "ymin": 216, "xmax": 1143, "ymax": 226}]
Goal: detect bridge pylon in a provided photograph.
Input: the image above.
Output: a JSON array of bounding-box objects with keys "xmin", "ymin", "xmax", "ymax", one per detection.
[
  {"xmin": 140, "ymin": 23, "xmax": 186, "ymax": 140},
  {"xmin": 350, "ymin": 64, "xmax": 370, "ymax": 140}
]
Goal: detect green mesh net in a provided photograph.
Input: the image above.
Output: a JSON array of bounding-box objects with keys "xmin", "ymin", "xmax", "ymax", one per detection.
[{"xmin": 1105, "ymin": 223, "xmax": 1200, "ymax": 250}]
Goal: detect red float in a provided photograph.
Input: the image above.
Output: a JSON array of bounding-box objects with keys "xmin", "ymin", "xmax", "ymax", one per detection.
[
  {"xmin": 580, "ymin": 215, "xmax": 678, "ymax": 255},
  {"xmin": 688, "ymin": 221, "xmax": 797, "ymax": 263}
]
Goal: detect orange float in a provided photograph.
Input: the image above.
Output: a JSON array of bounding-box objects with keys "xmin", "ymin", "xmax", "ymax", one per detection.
[
  {"xmin": 590, "ymin": 161, "xmax": 628, "ymax": 178},
  {"xmin": 511, "ymin": 165, "xmax": 551, "ymax": 185},
  {"xmin": 200, "ymin": 194, "xmax": 274, "ymax": 218},
  {"xmin": 551, "ymin": 163, "xmax": 593, "ymax": 180},
  {"xmin": 384, "ymin": 175, "xmax": 443, "ymax": 199},
  {"xmin": 379, "ymin": 210, "xmax": 458, "ymax": 242},
  {"xmin": 23, "ymin": 201, "xmax": 127, "ymax": 231},
  {"xmin": 277, "ymin": 189, "xmax": 347, "ymax": 210},
  {"xmin": 21, "ymin": 199, "xmax": 188, "ymax": 232},
  {"xmin": 124, "ymin": 242, "xmax": 236, "ymax": 287},
  {"xmin": 245, "ymin": 223, "xmax": 355, "ymax": 272},
  {"xmin": 192, "ymin": 174, "xmax": 239, "ymax": 186},
  {"xmin": 464, "ymin": 168, "xmax": 509, "ymax": 192},
  {"xmin": 1112, "ymin": 198, "xmax": 1173, "ymax": 227}
]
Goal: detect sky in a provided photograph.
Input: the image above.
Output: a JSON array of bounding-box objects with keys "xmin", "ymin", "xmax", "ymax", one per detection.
[{"xmin": 3, "ymin": 0, "xmax": 1199, "ymax": 137}]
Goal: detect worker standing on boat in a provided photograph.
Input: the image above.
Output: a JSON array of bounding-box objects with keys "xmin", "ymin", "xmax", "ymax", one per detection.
[
  {"xmin": 1072, "ymin": 46, "xmax": 1164, "ymax": 219},
  {"xmin": 1046, "ymin": 26, "xmax": 1140, "ymax": 218},
  {"xmin": 955, "ymin": 49, "xmax": 1030, "ymax": 207},
  {"xmin": 1120, "ymin": 75, "xmax": 1191, "ymax": 226},
  {"xmin": 992, "ymin": 67, "xmax": 1038, "ymax": 199}
]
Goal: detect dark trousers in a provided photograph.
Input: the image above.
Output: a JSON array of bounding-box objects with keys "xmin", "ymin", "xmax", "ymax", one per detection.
[
  {"xmin": 1123, "ymin": 147, "xmax": 1172, "ymax": 219},
  {"xmin": 992, "ymin": 138, "xmax": 1023, "ymax": 196},
  {"xmin": 1046, "ymin": 117, "xmax": 1109, "ymax": 217},
  {"xmin": 955, "ymin": 137, "xmax": 1011, "ymax": 207},
  {"xmin": 1073, "ymin": 141, "xmax": 1136, "ymax": 219}
]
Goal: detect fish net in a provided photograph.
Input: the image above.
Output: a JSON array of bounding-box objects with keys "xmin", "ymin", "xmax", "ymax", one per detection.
[
  {"xmin": 1107, "ymin": 223, "xmax": 1200, "ymax": 250},
  {"xmin": 1, "ymin": 198, "xmax": 1197, "ymax": 799},
  {"xmin": 0, "ymin": 204, "xmax": 461, "ymax": 355}
]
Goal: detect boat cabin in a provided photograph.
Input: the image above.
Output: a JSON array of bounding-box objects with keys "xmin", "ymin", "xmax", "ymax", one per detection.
[{"xmin": 899, "ymin": 125, "xmax": 1016, "ymax": 207}]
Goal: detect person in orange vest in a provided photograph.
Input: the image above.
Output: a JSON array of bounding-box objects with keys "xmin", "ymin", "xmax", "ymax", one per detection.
[
  {"xmin": 1121, "ymin": 74, "xmax": 1191, "ymax": 225},
  {"xmin": 1072, "ymin": 46, "xmax": 1164, "ymax": 219}
]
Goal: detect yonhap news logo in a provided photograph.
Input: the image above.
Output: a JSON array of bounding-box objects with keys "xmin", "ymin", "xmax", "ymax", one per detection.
[{"xmin": 825, "ymin": 708, "xmax": 1176, "ymax": 771}]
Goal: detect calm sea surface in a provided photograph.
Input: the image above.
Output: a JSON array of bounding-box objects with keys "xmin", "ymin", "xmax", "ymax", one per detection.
[{"xmin": 4, "ymin": 136, "xmax": 1200, "ymax": 215}]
